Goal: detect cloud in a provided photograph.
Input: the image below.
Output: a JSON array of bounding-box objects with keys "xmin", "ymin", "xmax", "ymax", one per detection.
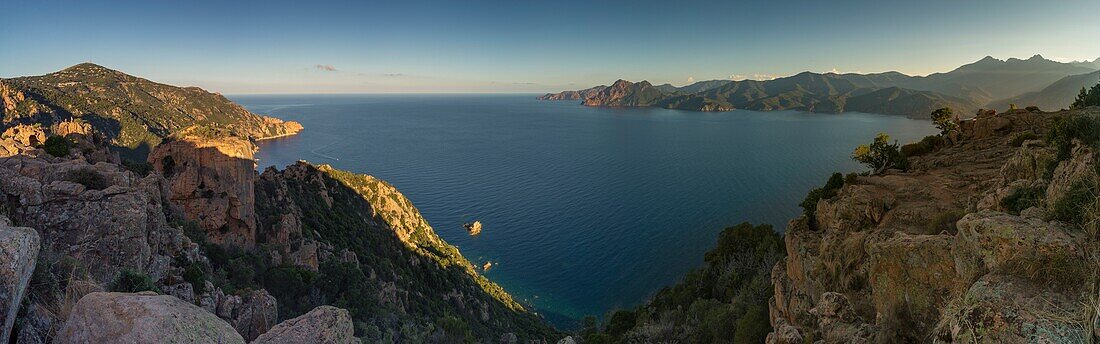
[
  {"xmin": 730, "ymin": 74, "xmax": 745, "ymax": 80},
  {"xmin": 828, "ymin": 68, "xmax": 840, "ymax": 74},
  {"xmin": 314, "ymin": 64, "xmax": 337, "ymax": 72},
  {"xmin": 381, "ymin": 73, "xmax": 405, "ymax": 77},
  {"xmin": 687, "ymin": 76, "xmax": 695, "ymax": 83},
  {"xmin": 512, "ymin": 82, "xmax": 538, "ymax": 85},
  {"xmin": 752, "ymin": 73, "xmax": 777, "ymax": 81}
]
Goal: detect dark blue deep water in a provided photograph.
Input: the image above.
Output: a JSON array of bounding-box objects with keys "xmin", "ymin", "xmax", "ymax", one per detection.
[{"xmin": 231, "ymin": 94, "xmax": 935, "ymax": 327}]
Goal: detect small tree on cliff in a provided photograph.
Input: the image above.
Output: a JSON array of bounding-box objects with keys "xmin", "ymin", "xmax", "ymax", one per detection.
[
  {"xmin": 852, "ymin": 133, "xmax": 906, "ymax": 174},
  {"xmin": 930, "ymin": 107, "xmax": 958, "ymax": 136},
  {"xmin": 1071, "ymin": 77, "xmax": 1100, "ymax": 108}
]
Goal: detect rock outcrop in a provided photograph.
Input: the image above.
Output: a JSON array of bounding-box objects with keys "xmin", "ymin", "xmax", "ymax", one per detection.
[
  {"xmin": 0, "ymin": 218, "xmax": 39, "ymax": 343},
  {"xmin": 767, "ymin": 109, "xmax": 1099, "ymax": 342},
  {"xmin": 251, "ymin": 305, "xmax": 354, "ymax": 344},
  {"xmin": 56, "ymin": 292, "xmax": 246, "ymax": 344},
  {"xmin": 149, "ymin": 135, "xmax": 258, "ymax": 248},
  {"xmin": 537, "ymin": 85, "xmax": 607, "ymax": 101}
]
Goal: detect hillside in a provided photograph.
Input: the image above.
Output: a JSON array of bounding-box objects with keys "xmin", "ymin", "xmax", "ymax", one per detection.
[
  {"xmin": 540, "ymin": 55, "xmax": 1099, "ymax": 118},
  {"xmin": 0, "ymin": 67, "xmax": 561, "ymax": 343},
  {"xmin": 0, "ymin": 63, "xmax": 302, "ymax": 156},
  {"xmin": 576, "ymin": 107, "xmax": 1100, "ymax": 342},
  {"xmin": 990, "ymin": 70, "xmax": 1100, "ymax": 111}
]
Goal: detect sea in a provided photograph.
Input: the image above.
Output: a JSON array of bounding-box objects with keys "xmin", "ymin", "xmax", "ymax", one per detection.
[{"xmin": 231, "ymin": 94, "xmax": 935, "ymax": 328}]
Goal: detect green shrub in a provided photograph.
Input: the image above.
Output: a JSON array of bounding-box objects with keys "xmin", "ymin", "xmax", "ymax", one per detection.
[
  {"xmin": 122, "ymin": 159, "xmax": 153, "ymax": 177},
  {"xmin": 1009, "ymin": 132, "xmax": 1040, "ymax": 147},
  {"xmin": 930, "ymin": 108, "xmax": 958, "ymax": 136},
  {"xmin": 42, "ymin": 136, "xmax": 71, "ymax": 157},
  {"xmin": 901, "ymin": 135, "xmax": 945, "ymax": 157},
  {"xmin": 1046, "ymin": 115, "xmax": 1100, "ymax": 161},
  {"xmin": 1071, "ymin": 79, "xmax": 1100, "ymax": 108},
  {"xmin": 853, "ymin": 133, "xmax": 907, "ymax": 174},
  {"xmin": 111, "ymin": 268, "xmax": 158, "ymax": 293},
  {"xmin": 1000, "ymin": 186, "xmax": 1044, "ymax": 215},
  {"xmin": 1050, "ymin": 179, "xmax": 1098, "ymax": 227},
  {"xmin": 732, "ymin": 304, "xmax": 770, "ymax": 344},
  {"xmin": 183, "ymin": 262, "xmax": 207, "ymax": 292},
  {"xmin": 926, "ymin": 210, "xmax": 966, "ymax": 234},
  {"xmin": 1025, "ymin": 106, "xmax": 1040, "ymax": 113},
  {"xmin": 800, "ymin": 173, "xmax": 845, "ymax": 219},
  {"xmin": 66, "ymin": 168, "xmax": 108, "ymax": 190}
]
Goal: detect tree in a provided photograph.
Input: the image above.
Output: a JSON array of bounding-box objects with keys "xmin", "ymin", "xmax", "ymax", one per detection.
[
  {"xmin": 1071, "ymin": 77, "xmax": 1100, "ymax": 108},
  {"xmin": 930, "ymin": 108, "xmax": 957, "ymax": 136},
  {"xmin": 852, "ymin": 133, "xmax": 906, "ymax": 174}
]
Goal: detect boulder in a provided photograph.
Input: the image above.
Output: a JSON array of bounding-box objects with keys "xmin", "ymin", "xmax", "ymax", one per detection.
[
  {"xmin": 251, "ymin": 305, "xmax": 355, "ymax": 344},
  {"xmin": 1045, "ymin": 142, "xmax": 1097, "ymax": 206},
  {"xmin": 464, "ymin": 220, "xmax": 482, "ymax": 235},
  {"xmin": 867, "ymin": 233, "xmax": 959, "ymax": 335},
  {"xmin": 952, "ymin": 211, "xmax": 1084, "ymax": 285},
  {"xmin": 936, "ymin": 274, "xmax": 1089, "ymax": 342},
  {"xmin": 217, "ymin": 289, "xmax": 278, "ymax": 341},
  {"xmin": 55, "ymin": 292, "xmax": 245, "ymax": 344},
  {"xmin": 0, "ymin": 221, "xmax": 40, "ymax": 343}
]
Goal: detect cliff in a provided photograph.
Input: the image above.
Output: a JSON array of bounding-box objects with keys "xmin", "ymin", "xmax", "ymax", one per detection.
[
  {"xmin": 769, "ymin": 107, "xmax": 1099, "ymax": 342},
  {"xmin": 0, "ymin": 63, "xmax": 302, "ymax": 156}
]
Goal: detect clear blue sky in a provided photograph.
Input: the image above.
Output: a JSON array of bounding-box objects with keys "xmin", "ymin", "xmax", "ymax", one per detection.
[{"xmin": 3, "ymin": 0, "xmax": 1098, "ymax": 93}]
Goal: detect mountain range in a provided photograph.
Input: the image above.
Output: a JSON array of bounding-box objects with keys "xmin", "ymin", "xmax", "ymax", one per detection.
[{"xmin": 540, "ymin": 55, "xmax": 1100, "ymax": 118}]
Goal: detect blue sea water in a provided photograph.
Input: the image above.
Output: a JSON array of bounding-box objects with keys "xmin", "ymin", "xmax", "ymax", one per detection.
[{"xmin": 231, "ymin": 94, "xmax": 935, "ymax": 328}]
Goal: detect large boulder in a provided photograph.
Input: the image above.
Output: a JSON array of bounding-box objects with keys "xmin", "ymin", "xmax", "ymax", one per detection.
[
  {"xmin": 867, "ymin": 233, "xmax": 959, "ymax": 336},
  {"xmin": 251, "ymin": 305, "xmax": 355, "ymax": 344},
  {"xmin": 55, "ymin": 292, "xmax": 245, "ymax": 344},
  {"xmin": 0, "ymin": 219, "xmax": 40, "ymax": 343},
  {"xmin": 1045, "ymin": 142, "xmax": 1097, "ymax": 206},
  {"xmin": 216, "ymin": 289, "xmax": 278, "ymax": 341},
  {"xmin": 952, "ymin": 211, "xmax": 1085, "ymax": 285},
  {"xmin": 935, "ymin": 274, "xmax": 1089, "ymax": 342}
]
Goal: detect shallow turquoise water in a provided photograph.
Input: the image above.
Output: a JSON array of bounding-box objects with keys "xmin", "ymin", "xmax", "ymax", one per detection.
[{"xmin": 232, "ymin": 94, "xmax": 935, "ymax": 328}]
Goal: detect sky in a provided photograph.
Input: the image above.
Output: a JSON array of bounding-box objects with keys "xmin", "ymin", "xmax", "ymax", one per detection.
[{"xmin": 2, "ymin": 0, "xmax": 1099, "ymax": 93}]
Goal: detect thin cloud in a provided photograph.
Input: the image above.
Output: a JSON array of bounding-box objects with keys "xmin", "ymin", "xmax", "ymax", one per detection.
[
  {"xmin": 314, "ymin": 64, "xmax": 337, "ymax": 72},
  {"xmin": 687, "ymin": 76, "xmax": 695, "ymax": 83},
  {"xmin": 381, "ymin": 73, "xmax": 405, "ymax": 77}
]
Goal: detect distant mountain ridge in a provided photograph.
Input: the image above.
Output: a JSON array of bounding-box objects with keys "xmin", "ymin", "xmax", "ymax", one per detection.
[
  {"xmin": 540, "ymin": 55, "xmax": 1100, "ymax": 118},
  {"xmin": 0, "ymin": 63, "xmax": 303, "ymax": 156}
]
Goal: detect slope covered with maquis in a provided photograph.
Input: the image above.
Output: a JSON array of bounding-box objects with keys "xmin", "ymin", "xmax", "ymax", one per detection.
[
  {"xmin": 0, "ymin": 65, "xmax": 561, "ymax": 343},
  {"xmin": 0, "ymin": 63, "xmax": 302, "ymax": 156}
]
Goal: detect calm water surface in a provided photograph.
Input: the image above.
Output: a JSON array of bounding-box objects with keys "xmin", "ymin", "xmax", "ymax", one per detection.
[{"xmin": 231, "ymin": 94, "xmax": 935, "ymax": 327}]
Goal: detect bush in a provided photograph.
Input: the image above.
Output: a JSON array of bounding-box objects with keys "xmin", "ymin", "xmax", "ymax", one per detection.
[
  {"xmin": 183, "ymin": 262, "xmax": 207, "ymax": 292},
  {"xmin": 800, "ymin": 173, "xmax": 845, "ymax": 219},
  {"xmin": 901, "ymin": 135, "xmax": 945, "ymax": 157},
  {"xmin": 1009, "ymin": 132, "xmax": 1040, "ymax": 147},
  {"xmin": 1025, "ymin": 106, "xmax": 1040, "ymax": 113},
  {"xmin": 122, "ymin": 159, "xmax": 153, "ymax": 177},
  {"xmin": 66, "ymin": 168, "xmax": 108, "ymax": 190},
  {"xmin": 930, "ymin": 108, "xmax": 957, "ymax": 136},
  {"xmin": 1071, "ymin": 79, "xmax": 1100, "ymax": 108},
  {"xmin": 111, "ymin": 268, "xmax": 158, "ymax": 293},
  {"xmin": 43, "ymin": 136, "xmax": 70, "ymax": 157},
  {"xmin": 1046, "ymin": 115, "xmax": 1100, "ymax": 161},
  {"xmin": 1000, "ymin": 186, "xmax": 1044, "ymax": 215},
  {"xmin": 852, "ymin": 133, "xmax": 907, "ymax": 174},
  {"xmin": 1050, "ymin": 179, "xmax": 1098, "ymax": 227}
]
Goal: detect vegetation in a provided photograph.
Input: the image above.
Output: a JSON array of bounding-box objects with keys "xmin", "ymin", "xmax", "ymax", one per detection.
[
  {"xmin": 65, "ymin": 168, "xmax": 107, "ymax": 190},
  {"xmin": 931, "ymin": 108, "xmax": 958, "ymax": 136},
  {"xmin": 1070, "ymin": 77, "xmax": 1100, "ymax": 108},
  {"xmin": 110, "ymin": 269, "xmax": 158, "ymax": 293},
  {"xmin": 576, "ymin": 223, "xmax": 784, "ymax": 343},
  {"xmin": 901, "ymin": 135, "xmax": 945, "ymax": 157},
  {"xmin": 1046, "ymin": 115, "xmax": 1100, "ymax": 161},
  {"xmin": 1050, "ymin": 179, "xmax": 1098, "ymax": 227},
  {"xmin": 1000, "ymin": 186, "xmax": 1044, "ymax": 215},
  {"xmin": 800, "ymin": 173, "xmax": 845, "ymax": 220},
  {"xmin": 121, "ymin": 159, "xmax": 153, "ymax": 177},
  {"xmin": 852, "ymin": 133, "xmax": 907, "ymax": 174},
  {"xmin": 42, "ymin": 136, "xmax": 70, "ymax": 157},
  {"xmin": 1009, "ymin": 132, "xmax": 1040, "ymax": 147},
  {"xmin": 926, "ymin": 210, "xmax": 966, "ymax": 235}
]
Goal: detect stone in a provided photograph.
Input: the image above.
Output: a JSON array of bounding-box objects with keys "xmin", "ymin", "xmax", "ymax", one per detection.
[
  {"xmin": 1045, "ymin": 142, "xmax": 1097, "ymax": 206},
  {"xmin": 251, "ymin": 305, "xmax": 355, "ymax": 344},
  {"xmin": 953, "ymin": 211, "xmax": 1083, "ymax": 285},
  {"xmin": 0, "ymin": 221, "xmax": 40, "ymax": 343},
  {"xmin": 55, "ymin": 292, "xmax": 245, "ymax": 344},
  {"xmin": 149, "ymin": 136, "xmax": 258, "ymax": 248},
  {"xmin": 500, "ymin": 332, "xmax": 518, "ymax": 344},
  {"xmin": 464, "ymin": 220, "xmax": 482, "ymax": 235},
  {"xmin": 218, "ymin": 289, "xmax": 278, "ymax": 341},
  {"xmin": 555, "ymin": 336, "xmax": 576, "ymax": 344}
]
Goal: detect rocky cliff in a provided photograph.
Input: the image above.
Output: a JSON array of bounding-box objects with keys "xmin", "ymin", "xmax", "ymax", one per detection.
[
  {"xmin": 0, "ymin": 63, "xmax": 302, "ymax": 156},
  {"xmin": 768, "ymin": 108, "xmax": 1100, "ymax": 343}
]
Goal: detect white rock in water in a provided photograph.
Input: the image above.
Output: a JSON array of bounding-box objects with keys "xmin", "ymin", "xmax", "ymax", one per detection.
[{"xmin": 464, "ymin": 220, "xmax": 483, "ymax": 235}]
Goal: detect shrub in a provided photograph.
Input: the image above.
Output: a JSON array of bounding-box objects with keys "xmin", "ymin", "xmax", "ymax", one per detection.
[
  {"xmin": 930, "ymin": 108, "xmax": 957, "ymax": 136},
  {"xmin": 1025, "ymin": 106, "xmax": 1040, "ymax": 113},
  {"xmin": 1046, "ymin": 115, "xmax": 1100, "ymax": 161},
  {"xmin": 852, "ymin": 133, "xmax": 907, "ymax": 174},
  {"xmin": 844, "ymin": 173, "xmax": 860, "ymax": 185},
  {"xmin": 901, "ymin": 135, "xmax": 945, "ymax": 157},
  {"xmin": 43, "ymin": 136, "xmax": 70, "ymax": 157},
  {"xmin": 183, "ymin": 262, "xmax": 207, "ymax": 292},
  {"xmin": 122, "ymin": 159, "xmax": 153, "ymax": 177},
  {"xmin": 1050, "ymin": 179, "xmax": 1098, "ymax": 227},
  {"xmin": 66, "ymin": 168, "xmax": 108, "ymax": 190},
  {"xmin": 800, "ymin": 173, "xmax": 845, "ymax": 219},
  {"xmin": 1009, "ymin": 132, "xmax": 1040, "ymax": 147},
  {"xmin": 1000, "ymin": 186, "xmax": 1043, "ymax": 215},
  {"xmin": 111, "ymin": 268, "xmax": 157, "ymax": 293},
  {"xmin": 926, "ymin": 210, "xmax": 966, "ymax": 234}
]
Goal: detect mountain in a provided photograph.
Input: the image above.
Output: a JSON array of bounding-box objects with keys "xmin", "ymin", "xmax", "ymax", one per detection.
[
  {"xmin": 0, "ymin": 65, "xmax": 562, "ymax": 343},
  {"xmin": 0, "ymin": 63, "xmax": 302, "ymax": 157},
  {"xmin": 536, "ymin": 85, "xmax": 606, "ymax": 100},
  {"xmin": 989, "ymin": 70, "xmax": 1100, "ymax": 111},
  {"xmin": 540, "ymin": 55, "xmax": 1098, "ymax": 118}
]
